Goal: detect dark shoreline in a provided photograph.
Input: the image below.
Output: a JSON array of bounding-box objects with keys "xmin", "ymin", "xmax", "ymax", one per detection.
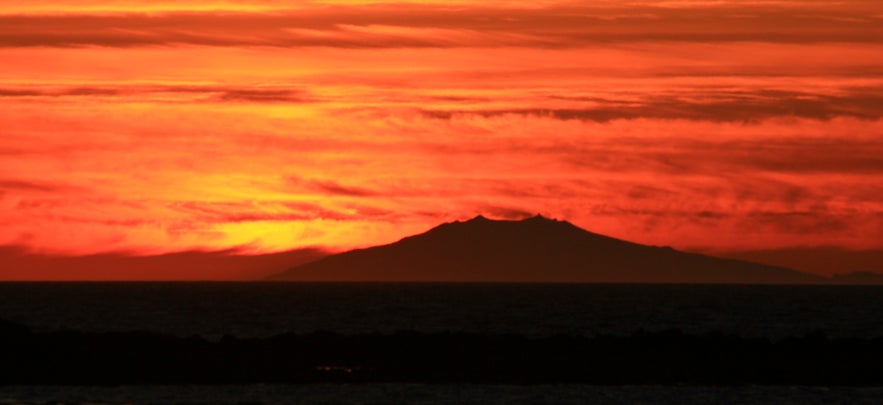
[{"xmin": 4, "ymin": 319, "xmax": 883, "ymax": 386}]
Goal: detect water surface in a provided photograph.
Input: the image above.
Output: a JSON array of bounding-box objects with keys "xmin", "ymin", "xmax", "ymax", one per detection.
[{"xmin": 1, "ymin": 282, "xmax": 881, "ymax": 339}]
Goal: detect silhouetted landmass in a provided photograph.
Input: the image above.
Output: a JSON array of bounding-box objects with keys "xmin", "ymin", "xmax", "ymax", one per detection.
[
  {"xmin": 0, "ymin": 246, "xmax": 327, "ymax": 280},
  {"xmin": 270, "ymin": 215, "xmax": 821, "ymax": 284},
  {"xmin": 3, "ymin": 319, "xmax": 883, "ymax": 385},
  {"xmin": 831, "ymin": 271, "xmax": 883, "ymax": 285},
  {"xmin": 718, "ymin": 247, "xmax": 883, "ymax": 281}
]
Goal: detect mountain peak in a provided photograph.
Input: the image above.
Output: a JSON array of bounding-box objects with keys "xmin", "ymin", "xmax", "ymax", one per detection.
[
  {"xmin": 463, "ymin": 213, "xmax": 558, "ymax": 224},
  {"xmin": 524, "ymin": 213, "xmax": 555, "ymax": 222},
  {"xmin": 466, "ymin": 214, "xmax": 490, "ymax": 222},
  {"xmin": 270, "ymin": 215, "xmax": 822, "ymax": 284}
]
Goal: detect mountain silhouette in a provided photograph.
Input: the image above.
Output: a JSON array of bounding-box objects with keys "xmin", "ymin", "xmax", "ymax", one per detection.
[
  {"xmin": 269, "ymin": 215, "xmax": 822, "ymax": 284},
  {"xmin": 831, "ymin": 271, "xmax": 883, "ymax": 285}
]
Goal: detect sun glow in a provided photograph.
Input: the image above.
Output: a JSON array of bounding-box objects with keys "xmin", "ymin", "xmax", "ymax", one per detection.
[{"xmin": 1, "ymin": 0, "xmax": 881, "ymax": 279}]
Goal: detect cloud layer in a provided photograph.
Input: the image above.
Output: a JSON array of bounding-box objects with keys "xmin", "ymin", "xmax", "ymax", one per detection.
[
  {"xmin": 1, "ymin": 3, "xmax": 881, "ymax": 48},
  {"xmin": 1, "ymin": 0, "xmax": 881, "ymax": 278}
]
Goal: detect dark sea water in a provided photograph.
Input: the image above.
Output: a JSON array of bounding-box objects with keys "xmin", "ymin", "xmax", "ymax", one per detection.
[
  {"xmin": 3, "ymin": 384, "xmax": 883, "ymax": 405},
  {"xmin": 4, "ymin": 282, "xmax": 883, "ymax": 404},
  {"xmin": 2, "ymin": 282, "xmax": 883, "ymax": 339}
]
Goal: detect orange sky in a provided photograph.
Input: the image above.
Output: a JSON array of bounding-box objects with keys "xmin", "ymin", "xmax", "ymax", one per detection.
[{"xmin": 1, "ymin": 0, "xmax": 882, "ymax": 278}]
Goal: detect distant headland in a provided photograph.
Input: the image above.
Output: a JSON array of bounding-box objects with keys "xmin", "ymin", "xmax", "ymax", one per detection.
[{"xmin": 270, "ymin": 215, "xmax": 827, "ymax": 284}]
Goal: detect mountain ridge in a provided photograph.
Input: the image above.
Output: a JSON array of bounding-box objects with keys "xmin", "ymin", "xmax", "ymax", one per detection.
[{"xmin": 269, "ymin": 215, "xmax": 822, "ymax": 284}]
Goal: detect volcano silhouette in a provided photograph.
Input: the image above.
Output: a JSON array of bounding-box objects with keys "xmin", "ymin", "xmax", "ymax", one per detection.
[{"xmin": 269, "ymin": 215, "xmax": 821, "ymax": 283}]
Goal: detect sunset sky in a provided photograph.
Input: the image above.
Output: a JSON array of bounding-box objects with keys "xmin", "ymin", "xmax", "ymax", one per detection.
[{"xmin": 2, "ymin": 0, "xmax": 882, "ymax": 279}]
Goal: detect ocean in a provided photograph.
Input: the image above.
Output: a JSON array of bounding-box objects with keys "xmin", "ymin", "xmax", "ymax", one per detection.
[
  {"xmin": 4, "ymin": 384, "xmax": 883, "ymax": 405},
  {"xmin": 4, "ymin": 282, "xmax": 883, "ymax": 404},
  {"xmin": 1, "ymin": 282, "xmax": 882, "ymax": 339}
]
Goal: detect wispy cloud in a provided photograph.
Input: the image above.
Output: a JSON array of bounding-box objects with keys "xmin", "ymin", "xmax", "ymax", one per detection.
[
  {"xmin": 0, "ymin": 0, "xmax": 881, "ymax": 269},
  {"xmin": 419, "ymin": 89, "xmax": 883, "ymax": 122},
  {"xmin": 0, "ymin": 84, "xmax": 314, "ymax": 104},
  {"xmin": 0, "ymin": 179, "xmax": 77, "ymax": 192},
  {"xmin": 1, "ymin": 2, "xmax": 881, "ymax": 48},
  {"xmin": 302, "ymin": 179, "xmax": 380, "ymax": 197}
]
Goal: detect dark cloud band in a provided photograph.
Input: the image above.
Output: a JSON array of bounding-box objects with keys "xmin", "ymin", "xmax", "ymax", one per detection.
[{"xmin": 1, "ymin": 3, "xmax": 881, "ymax": 48}]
